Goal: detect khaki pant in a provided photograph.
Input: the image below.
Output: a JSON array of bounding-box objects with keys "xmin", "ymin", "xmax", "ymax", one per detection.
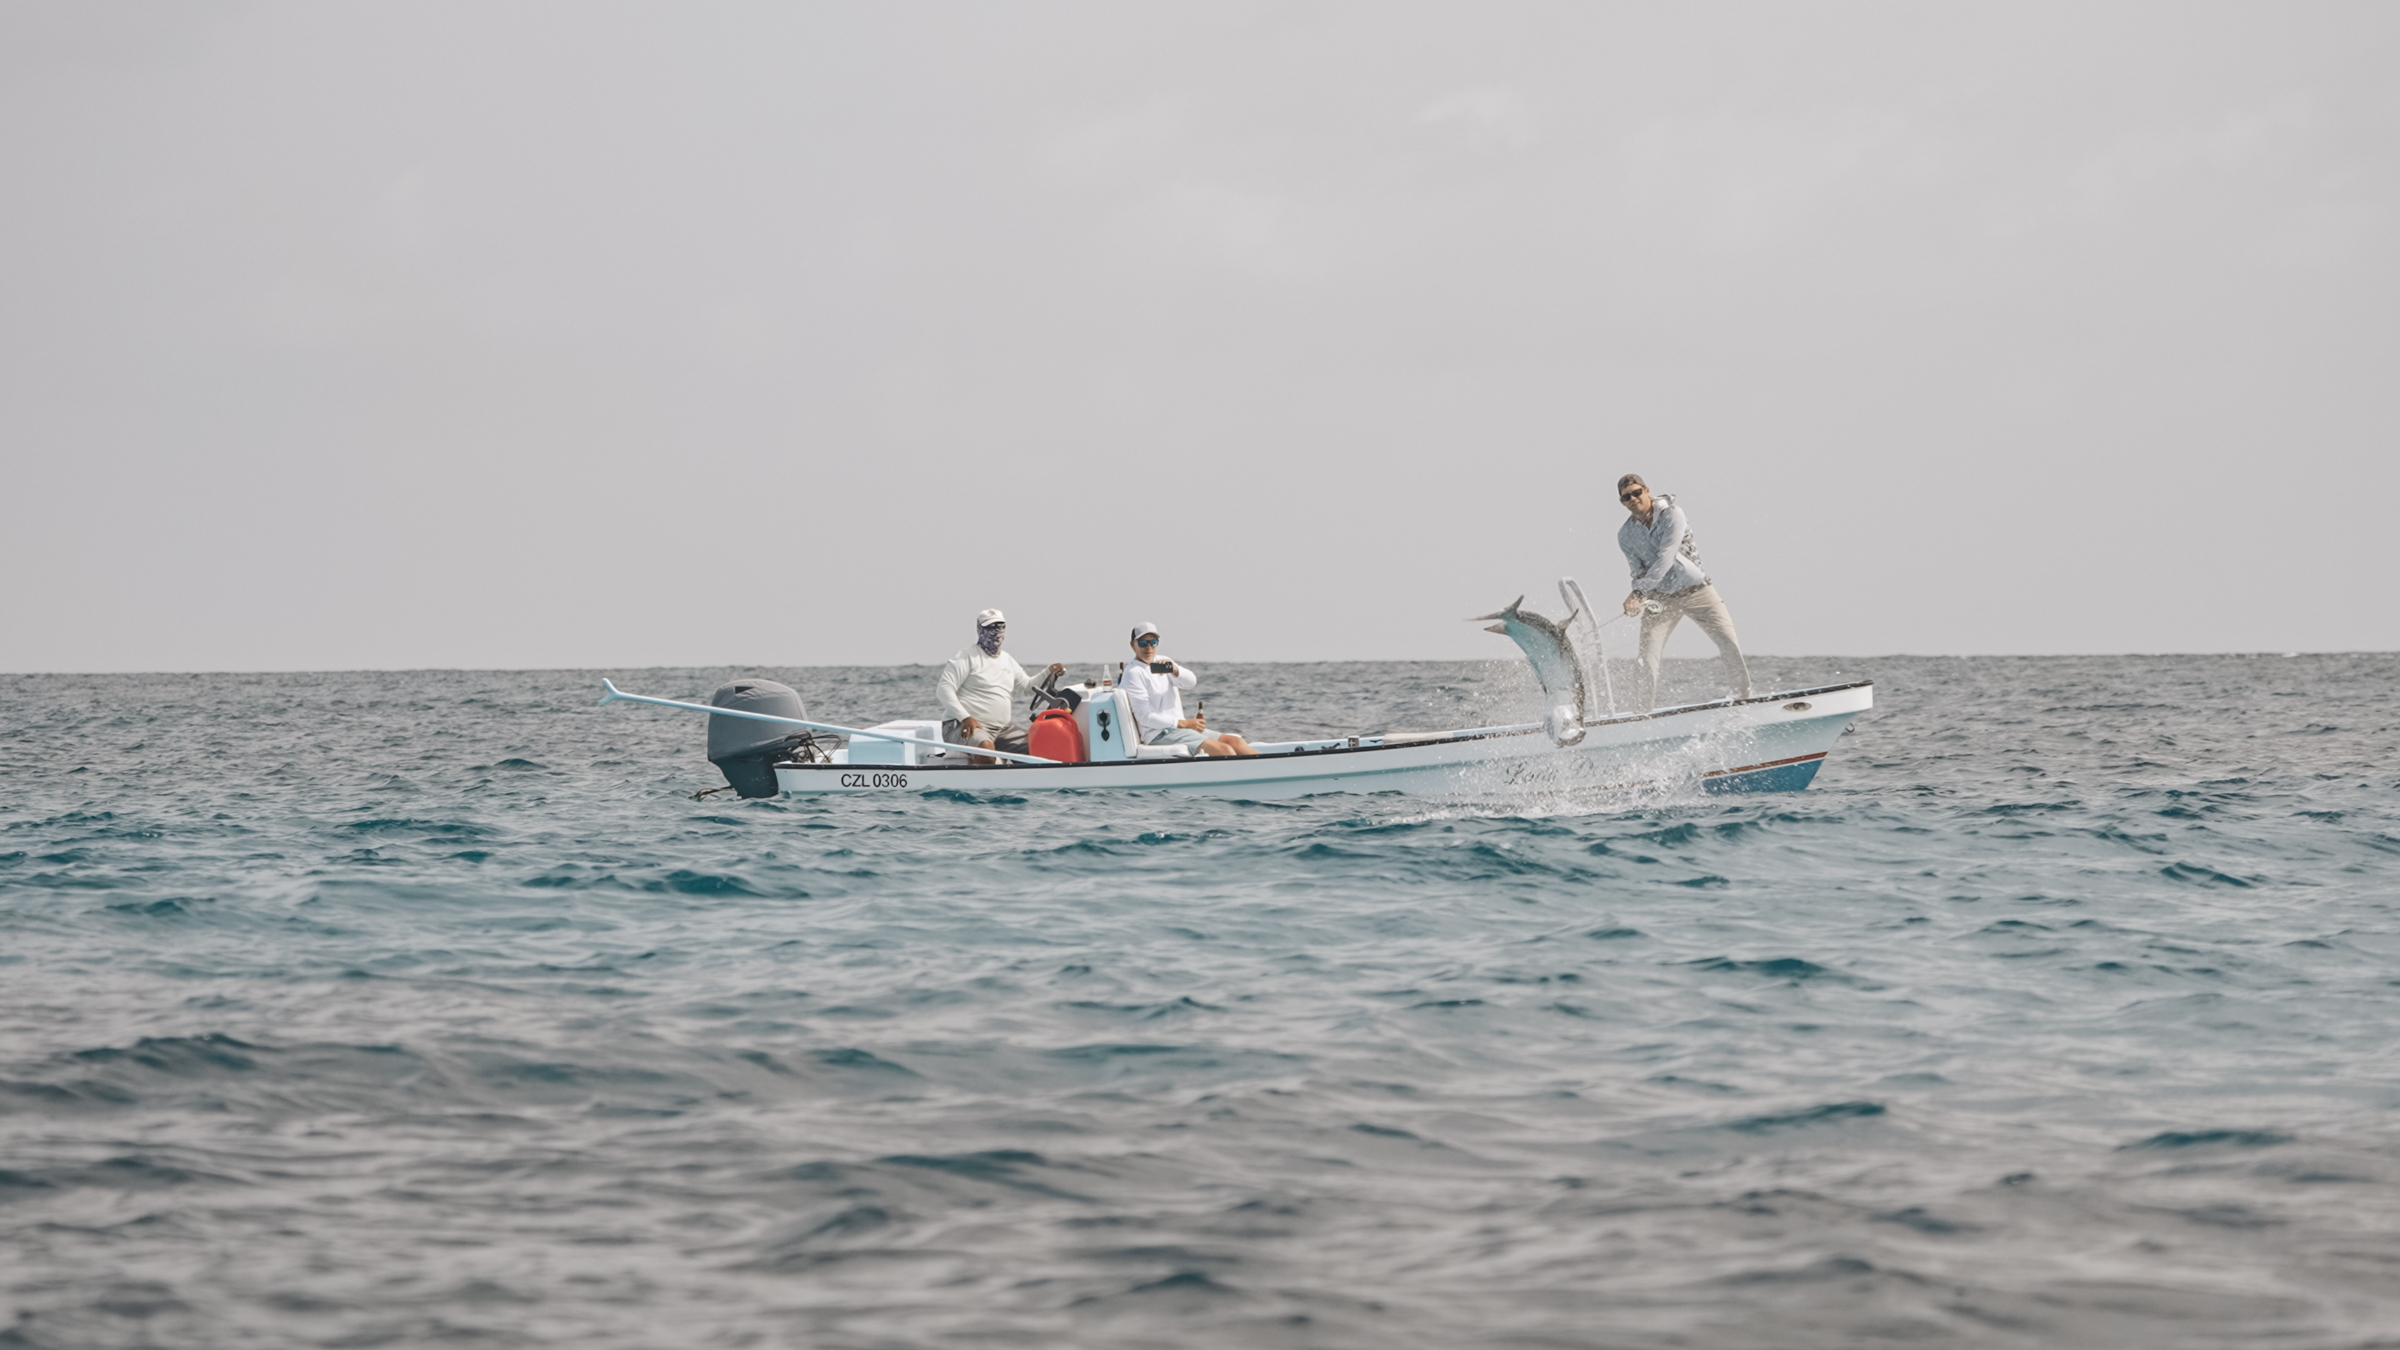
[
  {"xmin": 1634, "ymin": 583, "xmax": 1751, "ymax": 709},
  {"xmin": 942, "ymin": 719, "xmax": 1029, "ymax": 754}
]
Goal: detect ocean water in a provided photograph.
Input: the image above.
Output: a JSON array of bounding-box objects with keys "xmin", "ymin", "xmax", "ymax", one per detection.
[{"xmin": 2, "ymin": 654, "xmax": 2397, "ymax": 1349}]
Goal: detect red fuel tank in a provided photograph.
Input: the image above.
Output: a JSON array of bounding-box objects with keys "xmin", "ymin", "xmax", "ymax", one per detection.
[{"xmin": 1027, "ymin": 708, "xmax": 1086, "ymax": 763}]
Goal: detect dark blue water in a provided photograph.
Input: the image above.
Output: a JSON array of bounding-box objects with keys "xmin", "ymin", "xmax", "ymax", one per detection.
[{"xmin": 4, "ymin": 655, "xmax": 2397, "ymax": 1348}]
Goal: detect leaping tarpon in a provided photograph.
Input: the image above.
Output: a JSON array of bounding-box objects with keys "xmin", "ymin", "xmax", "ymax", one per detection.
[
  {"xmin": 1473, "ymin": 577, "xmax": 1630, "ymax": 746},
  {"xmin": 1473, "ymin": 593, "xmax": 1590, "ymax": 745}
]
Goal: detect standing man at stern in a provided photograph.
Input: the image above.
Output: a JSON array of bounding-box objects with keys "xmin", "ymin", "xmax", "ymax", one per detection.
[
  {"xmin": 937, "ymin": 609, "xmax": 1064, "ymax": 763},
  {"xmin": 1616, "ymin": 475, "xmax": 1752, "ymax": 710}
]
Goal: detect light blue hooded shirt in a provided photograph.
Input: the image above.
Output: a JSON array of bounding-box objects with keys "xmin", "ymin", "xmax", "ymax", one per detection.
[{"xmin": 1616, "ymin": 494, "xmax": 1711, "ymax": 595}]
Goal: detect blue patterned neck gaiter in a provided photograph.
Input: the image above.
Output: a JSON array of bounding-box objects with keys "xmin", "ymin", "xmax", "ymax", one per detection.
[{"xmin": 977, "ymin": 624, "xmax": 1005, "ymax": 656}]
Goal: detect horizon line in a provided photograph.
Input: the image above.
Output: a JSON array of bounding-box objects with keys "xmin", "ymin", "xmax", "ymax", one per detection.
[{"xmin": 3, "ymin": 650, "xmax": 2390, "ymax": 678}]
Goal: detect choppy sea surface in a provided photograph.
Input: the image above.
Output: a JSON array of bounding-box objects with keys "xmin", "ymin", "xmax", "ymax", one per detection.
[{"xmin": 3, "ymin": 654, "xmax": 2397, "ymax": 1349}]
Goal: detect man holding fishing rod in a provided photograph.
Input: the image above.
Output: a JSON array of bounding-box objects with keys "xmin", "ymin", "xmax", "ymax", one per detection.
[{"xmin": 1615, "ymin": 474, "xmax": 1752, "ymax": 710}]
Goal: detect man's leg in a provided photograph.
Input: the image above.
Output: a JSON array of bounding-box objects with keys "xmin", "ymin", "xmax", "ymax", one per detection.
[
  {"xmin": 942, "ymin": 717, "xmax": 996, "ymax": 765},
  {"xmin": 991, "ymin": 723, "xmax": 1031, "ymax": 755},
  {"xmin": 1635, "ymin": 608, "xmax": 1680, "ymax": 710},
  {"xmin": 1679, "ymin": 586, "xmax": 1752, "ymax": 700}
]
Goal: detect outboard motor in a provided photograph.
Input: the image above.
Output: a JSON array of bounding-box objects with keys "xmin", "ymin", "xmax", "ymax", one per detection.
[{"xmin": 706, "ymin": 679, "xmax": 815, "ymax": 798}]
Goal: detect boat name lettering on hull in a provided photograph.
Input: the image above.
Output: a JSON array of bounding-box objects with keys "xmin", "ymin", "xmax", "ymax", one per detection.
[{"xmin": 838, "ymin": 772, "xmax": 909, "ymax": 789}]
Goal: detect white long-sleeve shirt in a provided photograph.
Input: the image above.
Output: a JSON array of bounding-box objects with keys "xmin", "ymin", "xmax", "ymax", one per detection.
[
  {"xmin": 1116, "ymin": 658, "xmax": 1198, "ymax": 738},
  {"xmin": 936, "ymin": 649, "xmax": 1038, "ymax": 727},
  {"xmin": 1617, "ymin": 494, "xmax": 1712, "ymax": 595}
]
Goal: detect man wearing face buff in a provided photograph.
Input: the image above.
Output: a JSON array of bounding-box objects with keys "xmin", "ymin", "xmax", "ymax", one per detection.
[{"xmin": 936, "ymin": 609, "xmax": 1065, "ymax": 764}]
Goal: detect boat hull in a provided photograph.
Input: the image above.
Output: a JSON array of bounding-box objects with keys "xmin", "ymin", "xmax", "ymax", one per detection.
[{"xmin": 771, "ymin": 681, "xmax": 1872, "ymax": 799}]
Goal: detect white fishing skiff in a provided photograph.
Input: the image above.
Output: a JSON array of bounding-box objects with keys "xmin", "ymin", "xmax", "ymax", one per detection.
[
  {"xmin": 600, "ymin": 578, "xmax": 1872, "ymax": 801},
  {"xmin": 602, "ymin": 677, "xmax": 1869, "ymax": 799}
]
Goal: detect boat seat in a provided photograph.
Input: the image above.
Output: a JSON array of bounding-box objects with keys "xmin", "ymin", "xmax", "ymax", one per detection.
[{"xmin": 1131, "ymin": 743, "xmax": 1193, "ymax": 760}]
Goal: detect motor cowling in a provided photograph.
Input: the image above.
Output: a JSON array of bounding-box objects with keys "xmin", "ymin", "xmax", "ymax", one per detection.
[{"xmin": 707, "ymin": 679, "xmax": 811, "ymax": 798}]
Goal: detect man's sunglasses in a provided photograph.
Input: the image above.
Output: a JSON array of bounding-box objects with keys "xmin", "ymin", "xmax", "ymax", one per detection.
[
  {"xmin": 1134, "ymin": 637, "xmax": 1159, "ymax": 647},
  {"xmin": 1619, "ymin": 488, "xmax": 1646, "ymax": 503}
]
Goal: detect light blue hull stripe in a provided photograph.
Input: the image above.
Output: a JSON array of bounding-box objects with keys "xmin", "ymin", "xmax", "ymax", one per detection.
[{"xmin": 1701, "ymin": 755, "xmax": 1827, "ymax": 794}]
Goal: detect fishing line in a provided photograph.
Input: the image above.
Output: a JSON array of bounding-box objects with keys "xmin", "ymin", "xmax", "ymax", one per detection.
[{"xmin": 1581, "ymin": 600, "xmax": 1656, "ymax": 717}]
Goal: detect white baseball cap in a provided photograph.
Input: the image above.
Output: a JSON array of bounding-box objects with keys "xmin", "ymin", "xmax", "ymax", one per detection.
[
  {"xmin": 1130, "ymin": 620, "xmax": 1160, "ymax": 641},
  {"xmin": 976, "ymin": 608, "xmax": 1006, "ymax": 627}
]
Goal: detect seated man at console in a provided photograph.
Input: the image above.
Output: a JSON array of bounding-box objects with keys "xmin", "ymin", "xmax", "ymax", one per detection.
[
  {"xmin": 1119, "ymin": 622, "xmax": 1257, "ymax": 758},
  {"xmin": 938, "ymin": 608, "xmax": 1064, "ymax": 763}
]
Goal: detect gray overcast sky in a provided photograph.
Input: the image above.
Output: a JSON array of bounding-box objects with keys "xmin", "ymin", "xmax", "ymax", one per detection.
[{"xmin": 3, "ymin": 2, "xmax": 2394, "ymax": 672}]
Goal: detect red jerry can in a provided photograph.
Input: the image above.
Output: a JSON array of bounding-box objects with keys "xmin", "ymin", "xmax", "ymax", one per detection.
[{"xmin": 1027, "ymin": 708, "xmax": 1086, "ymax": 763}]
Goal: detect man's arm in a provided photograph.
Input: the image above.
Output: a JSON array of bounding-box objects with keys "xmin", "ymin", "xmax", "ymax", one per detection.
[
  {"xmin": 1116, "ymin": 666, "xmax": 1167, "ymax": 734},
  {"xmin": 1172, "ymin": 664, "xmax": 1205, "ymax": 729},
  {"xmin": 1620, "ymin": 518, "xmax": 1653, "ymax": 591},
  {"xmin": 1008, "ymin": 656, "xmax": 1067, "ymax": 703},
  {"xmin": 1628, "ymin": 506, "xmax": 1689, "ymax": 592},
  {"xmin": 935, "ymin": 657, "xmax": 971, "ymax": 722}
]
